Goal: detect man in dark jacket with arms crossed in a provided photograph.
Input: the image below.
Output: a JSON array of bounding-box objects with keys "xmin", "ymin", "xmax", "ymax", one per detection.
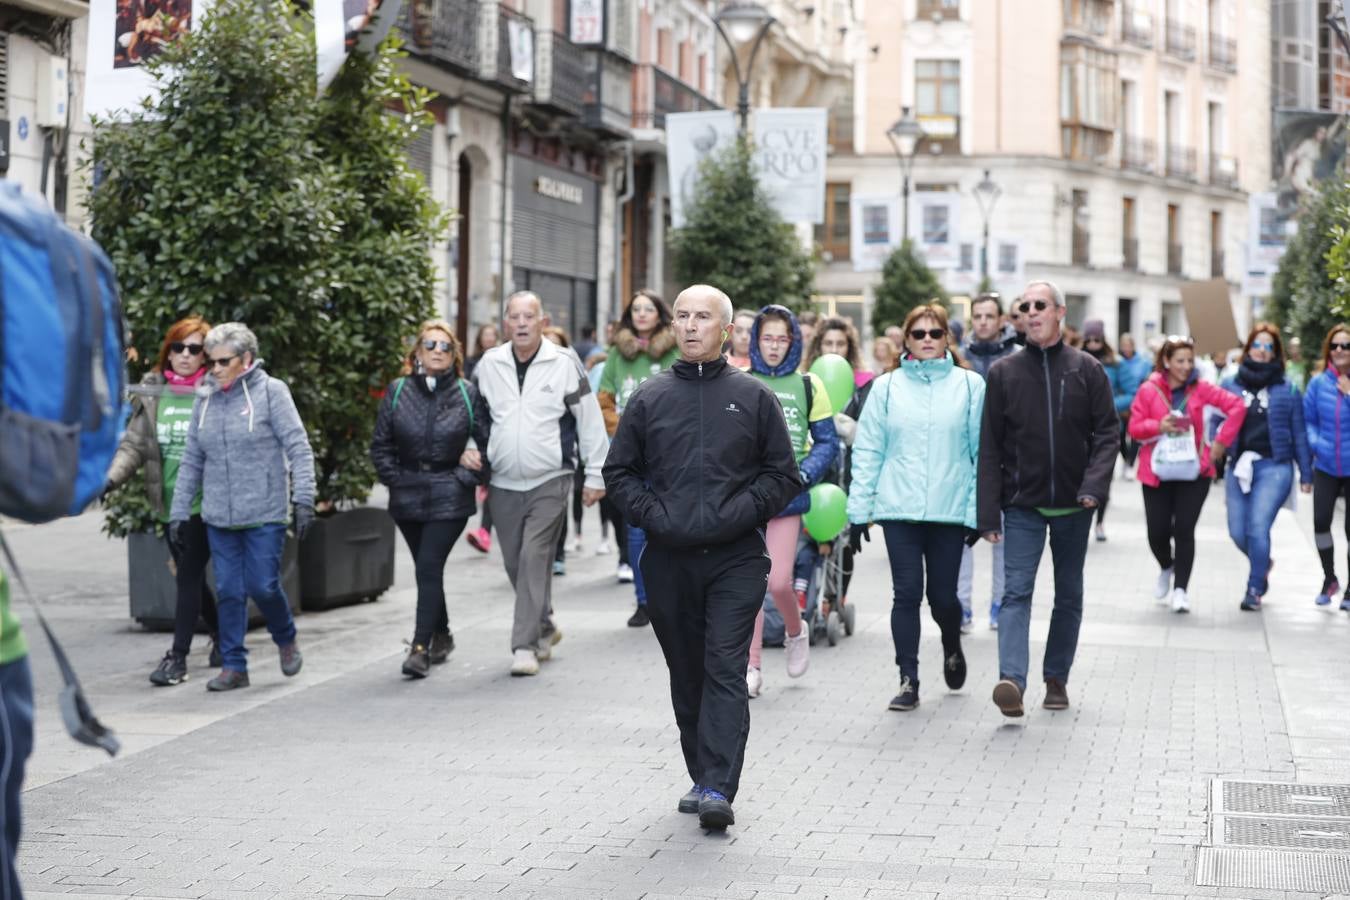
[{"xmin": 604, "ymin": 284, "xmax": 801, "ymax": 830}]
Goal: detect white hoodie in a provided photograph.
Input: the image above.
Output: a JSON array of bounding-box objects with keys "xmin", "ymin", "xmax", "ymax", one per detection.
[{"xmin": 473, "ymin": 339, "xmax": 610, "ymax": 492}]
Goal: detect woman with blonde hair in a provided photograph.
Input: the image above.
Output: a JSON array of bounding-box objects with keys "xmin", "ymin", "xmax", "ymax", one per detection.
[
  {"xmin": 872, "ymin": 336, "xmax": 899, "ymax": 373},
  {"xmin": 107, "ymin": 315, "xmax": 221, "ymax": 686},
  {"xmin": 1304, "ymin": 323, "xmax": 1350, "ymax": 608},
  {"xmin": 371, "ymin": 319, "xmax": 489, "ymax": 678}
]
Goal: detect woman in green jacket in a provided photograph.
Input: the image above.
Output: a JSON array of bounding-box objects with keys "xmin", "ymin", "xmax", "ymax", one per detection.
[
  {"xmin": 106, "ymin": 316, "xmax": 220, "ymax": 687},
  {"xmin": 847, "ymin": 304, "xmax": 985, "ymax": 712}
]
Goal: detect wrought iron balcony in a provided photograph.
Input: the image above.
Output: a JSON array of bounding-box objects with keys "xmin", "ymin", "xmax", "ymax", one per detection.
[
  {"xmin": 581, "ymin": 49, "xmax": 634, "ymax": 138},
  {"xmin": 1209, "ymin": 154, "xmax": 1239, "ymax": 190},
  {"xmin": 398, "ymin": 0, "xmax": 481, "ymax": 77},
  {"xmin": 533, "ymin": 31, "xmax": 589, "ymax": 117},
  {"xmin": 631, "ymin": 64, "xmax": 720, "ymax": 130},
  {"xmin": 1168, "ymin": 242, "xmax": 1183, "ymax": 275},
  {"xmin": 1121, "ymin": 6, "xmax": 1154, "ymax": 47},
  {"xmin": 1211, "ymin": 249, "xmax": 1225, "ymax": 279},
  {"xmin": 1166, "ymin": 144, "xmax": 1196, "ymax": 180},
  {"xmin": 1120, "ymin": 136, "xmax": 1156, "ymax": 173},
  {"xmin": 1165, "ymin": 18, "xmax": 1196, "ymax": 60},
  {"xmin": 1123, "ymin": 237, "xmax": 1139, "ymax": 271},
  {"xmin": 1208, "ymin": 33, "xmax": 1237, "ymax": 72}
]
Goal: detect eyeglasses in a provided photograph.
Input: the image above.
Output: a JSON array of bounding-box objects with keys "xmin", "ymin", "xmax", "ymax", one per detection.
[
  {"xmin": 1250, "ymin": 341, "xmax": 1275, "ymax": 352},
  {"xmin": 208, "ymin": 355, "xmax": 238, "ymax": 369},
  {"xmin": 1331, "ymin": 342, "xmax": 1350, "ymax": 352},
  {"xmin": 169, "ymin": 342, "xmax": 204, "ymax": 356},
  {"xmin": 1016, "ymin": 300, "xmax": 1050, "ymax": 314},
  {"xmin": 909, "ymin": 328, "xmax": 946, "ymax": 341},
  {"xmin": 760, "ymin": 335, "xmax": 793, "ymax": 347},
  {"xmin": 421, "ymin": 339, "xmax": 453, "ymax": 352}
]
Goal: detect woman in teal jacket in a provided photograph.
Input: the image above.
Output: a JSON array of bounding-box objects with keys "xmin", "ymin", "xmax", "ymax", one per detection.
[{"xmin": 847, "ymin": 304, "xmax": 984, "ymax": 712}]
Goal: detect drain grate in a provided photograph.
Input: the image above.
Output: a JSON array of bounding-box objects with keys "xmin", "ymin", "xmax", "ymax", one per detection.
[
  {"xmin": 1219, "ymin": 780, "xmax": 1350, "ymax": 818},
  {"xmin": 1216, "ymin": 815, "xmax": 1350, "ymax": 851},
  {"xmin": 1196, "ymin": 847, "xmax": 1350, "ymax": 892}
]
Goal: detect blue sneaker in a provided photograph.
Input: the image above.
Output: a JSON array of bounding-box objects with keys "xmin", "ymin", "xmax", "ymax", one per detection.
[
  {"xmin": 678, "ymin": 785, "xmax": 703, "ymax": 814},
  {"xmin": 989, "ymin": 601, "xmax": 1001, "ymax": 631},
  {"xmin": 1341, "ymin": 594, "xmax": 1350, "ymax": 613},
  {"xmin": 1240, "ymin": 590, "xmax": 1262, "ymax": 612},
  {"xmin": 960, "ymin": 609, "xmax": 973, "ymax": 634},
  {"xmin": 698, "ymin": 790, "xmax": 734, "ymax": 829},
  {"xmin": 1317, "ymin": 578, "xmax": 1338, "ymax": 606}
]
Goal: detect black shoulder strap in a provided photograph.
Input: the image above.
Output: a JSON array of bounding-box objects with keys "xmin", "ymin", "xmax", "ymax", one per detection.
[{"xmin": 802, "ymin": 373, "xmax": 814, "ymax": 414}]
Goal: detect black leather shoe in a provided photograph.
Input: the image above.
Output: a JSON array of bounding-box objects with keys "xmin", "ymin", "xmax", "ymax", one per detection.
[
  {"xmin": 678, "ymin": 786, "xmax": 703, "ymax": 814},
  {"xmin": 428, "ymin": 631, "xmax": 454, "ymax": 664},
  {"xmin": 698, "ymin": 791, "xmax": 734, "ymax": 829},
  {"xmin": 943, "ymin": 646, "xmax": 967, "ymax": 691},
  {"xmin": 627, "ymin": 605, "xmax": 650, "ymax": 627}
]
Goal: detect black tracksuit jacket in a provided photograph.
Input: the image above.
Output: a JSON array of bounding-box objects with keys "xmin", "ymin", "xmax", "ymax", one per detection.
[{"xmin": 602, "ymin": 357, "xmax": 802, "ymax": 549}]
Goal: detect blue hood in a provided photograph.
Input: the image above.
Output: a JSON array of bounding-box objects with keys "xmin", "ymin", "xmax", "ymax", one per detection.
[{"xmin": 749, "ymin": 305, "xmax": 802, "ymax": 376}]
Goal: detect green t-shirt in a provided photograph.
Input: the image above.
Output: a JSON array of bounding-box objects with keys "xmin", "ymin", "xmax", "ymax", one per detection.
[
  {"xmin": 0, "ymin": 572, "xmax": 28, "ymax": 665},
  {"xmin": 1036, "ymin": 507, "xmax": 1084, "ymax": 517},
  {"xmin": 599, "ymin": 346, "xmax": 679, "ymax": 414},
  {"xmin": 752, "ymin": 371, "xmax": 832, "ymax": 462},
  {"xmin": 157, "ymin": 391, "xmax": 201, "ymax": 522}
]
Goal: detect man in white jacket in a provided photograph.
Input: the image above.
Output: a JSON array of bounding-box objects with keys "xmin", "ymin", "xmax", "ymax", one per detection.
[{"xmin": 474, "ymin": 291, "xmax": 610, "ymax": 676}]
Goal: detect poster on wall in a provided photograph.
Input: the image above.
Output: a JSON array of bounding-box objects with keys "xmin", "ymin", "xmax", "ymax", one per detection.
[
  {"xmin": 569, "ymin": 0, "xmax": 604, "ymax": 44},
  {"xmin": 752, "ymin": 108, "xmax": 828, "ymax": 225},
  {"xmin": 1242, "ymin": 192, "xmax": 1288, "ymax": 299},
  {"xmin": 910, "ymin": 192, "xmax": 961, "ymax": 269},
  {"xmin": 315, "ymin": 0, "xmax": 404, "ymax": 92},
  {"xmin": 1273, "ymin": 110, "xmax": 1347, "ymax": 224},
  {"xmin": 666, "ymin": 109, "xmax": 737, "ymax": 229},
  {"xmin": 507, "ymin": 15, "xmax": 535, "ymax": 82},
  {"xmin": 86, "ymin": 0, "xmax": 206, "ymax": 119},
  {"xmin": 848, "ymin": 195, "xmax": 900, "ymax": 272}
]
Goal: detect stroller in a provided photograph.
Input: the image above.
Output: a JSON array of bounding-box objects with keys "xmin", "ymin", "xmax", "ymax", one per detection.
[{"xmin": 800, "ymin": 526, "xmax": 856, "ymax": 646}]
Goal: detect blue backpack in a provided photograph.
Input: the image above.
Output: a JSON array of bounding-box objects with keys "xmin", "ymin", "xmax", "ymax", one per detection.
[{"xmin": 0, "ymin": 182, "xmax": 127, "ymax": 523}]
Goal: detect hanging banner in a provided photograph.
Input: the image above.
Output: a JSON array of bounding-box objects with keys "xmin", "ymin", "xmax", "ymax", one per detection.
[
  {"xmin": 753, "ymin": 107, "xmax": 828, "ymax": 225},
  {"xmin": 848, "ymin": 195, "xmax": 900, "ymax": 272},
  {"xmin": 315, "ymin": 0, "xmax": 404, "ymax": 92},
  {"xmin": 666, "ymin": 109, "xmax": 737, "ymax": 229},
  {"xmin": 910, "ymin": 192, "xmax": 961, "ymax": 269},
  {"xmin": 569, "ymin": 0, "xmax": 604, "ymax": 44},
  {"xmin": 86, "ymin": 0, "xmax": 206, "ymax": 120},
  {"xmin": 507, "ymin": 16, "xmax": 536, "ymax": 82}
]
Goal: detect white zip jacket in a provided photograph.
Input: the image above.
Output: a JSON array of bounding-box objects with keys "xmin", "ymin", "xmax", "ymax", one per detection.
[{"xmin": 474, "ymin": 339, "xmax": 610, "ymax": 492}]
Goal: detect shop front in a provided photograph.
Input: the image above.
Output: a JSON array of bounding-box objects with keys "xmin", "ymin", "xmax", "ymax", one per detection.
[{"xmin": 510, "ymin": 154, "xmax": 600, "ymax": 337}]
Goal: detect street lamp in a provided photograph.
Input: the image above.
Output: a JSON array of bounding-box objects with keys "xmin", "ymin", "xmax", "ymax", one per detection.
[
  {"xmin": 713, "ymin": 2, "xmax": 777, "ymax": 133},
  {"xmin": 886, "ymin": 106, "xmax": 925, "ymax": 242},
  {"xmin": 972, "ymin": 168, "xmax": 1002, "ymax": 281}
]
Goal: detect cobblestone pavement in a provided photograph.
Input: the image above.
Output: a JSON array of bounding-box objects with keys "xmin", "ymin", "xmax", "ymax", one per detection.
[{"xmin": 4, "ymin": 474, "xmax": 1348, "ymax": 899}]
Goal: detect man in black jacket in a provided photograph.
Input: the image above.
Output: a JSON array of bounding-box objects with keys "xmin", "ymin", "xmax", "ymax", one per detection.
[
  {"xmin": 978, "ymin": 280, "xmax": 1119, "ymax": 718},
  {"xmin": 603, "ymin": 283, "xmax": 800, "ymax": 830}
]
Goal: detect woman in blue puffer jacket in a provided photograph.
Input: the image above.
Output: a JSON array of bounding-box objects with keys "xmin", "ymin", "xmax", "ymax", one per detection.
[
  {"xmin": 745, "ymin": 305, "xmax": 839, "ymax": 698},
  {"xmin": 1303, "ymin": 324, "xmax": 1350, "ymax": 609},
  {"xmin": 846, "ymin": 304, "xmax": 984, "ymax": 713}
]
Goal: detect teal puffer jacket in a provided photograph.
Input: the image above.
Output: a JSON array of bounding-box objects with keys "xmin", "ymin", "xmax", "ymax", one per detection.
[{"xmin": 846, "ymin": 353, "xmax": 985, "ymax": 529}]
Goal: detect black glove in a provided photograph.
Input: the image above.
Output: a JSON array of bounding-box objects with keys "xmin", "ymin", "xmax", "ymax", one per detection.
[
  {"xmin": 964, "ymin": 527, "xmax": 982, "ymax": 547},
  {"xmin": 848, "ymin": 523, "xmax": 870, "ymax": 555},
  {"xmin": 294, "ymin": 505, "xmax": 315, "ymax": 542},
  {"xmin": 167, "ymin": 519, "xmax": 185, "ymax": 551}
]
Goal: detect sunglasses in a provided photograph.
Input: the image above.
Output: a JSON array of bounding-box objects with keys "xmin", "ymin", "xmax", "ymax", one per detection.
[
  {"xmin": 1250, "ymin": 341, "xmax": 1275, "ymax": 352},
  {"xmin": 910, "ymin": 328, "xmax": 946, "ymax": 341},
  {"xmin": 1331, "ymin": 342, "xmax": 1350, "ymax": 352},
  {"xmin": 1016, "ymin": 299, "xmax": 1050, "ymax": 314},
  {"xmin": 208, "ymin": 355, "xmax": 239, "ymax": 368},
  {"xmin": 421, "ymin": 339, "xmax": 453, "ymax": 352},
  {"xmin": 169, "ymin": 341, "xmax": 204, "ymax": 355}
]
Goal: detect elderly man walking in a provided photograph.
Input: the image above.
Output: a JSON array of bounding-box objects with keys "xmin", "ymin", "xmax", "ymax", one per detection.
[
  {"xmin": 978, "ymin": 281, "xmax": 1118, "ymax": 717},
  {"xmin": 474, "ymin": 291, "xmax": 609, "ymax": 677},
  {"xmin": 604, "ymin": 284, "xmax": 801, "ymax": 830}
]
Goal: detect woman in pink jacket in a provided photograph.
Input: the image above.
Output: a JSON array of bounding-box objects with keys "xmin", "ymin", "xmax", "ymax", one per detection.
[{"xmin": 1129, "ymin": 335, "xmax": 1246, "ymax": 613}]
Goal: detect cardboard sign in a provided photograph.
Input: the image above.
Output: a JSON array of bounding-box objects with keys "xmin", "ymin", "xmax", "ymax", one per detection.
[{"xmin": 1179, "ymin": 278, "xmax": 1240, "ymax": 359}]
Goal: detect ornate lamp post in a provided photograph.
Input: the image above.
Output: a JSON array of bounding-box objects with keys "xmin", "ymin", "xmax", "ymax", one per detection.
[
  {"xmin": 972, "ymin": 169, "xmax": 1003, "ymax": 281},
  {"xmin": 712, "ymin": 2, "xmax": 777, "ymax": 133},
  {"xmin": 886, "ymin": 106, "xmax": 925, "ymax": 243}
]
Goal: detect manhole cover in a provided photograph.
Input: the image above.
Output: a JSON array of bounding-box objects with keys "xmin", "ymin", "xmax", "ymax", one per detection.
[
  {"xmin": 1218, "ymin": 780, "xmax": 1350, "ymax": 818},
  {"xmin": 1216, "ymin": 815, "xmax": 1350, "ymax": 851},
  {"xmin": 1197, "ymin": 847, "xmax": 1350, "ymax": 892}
]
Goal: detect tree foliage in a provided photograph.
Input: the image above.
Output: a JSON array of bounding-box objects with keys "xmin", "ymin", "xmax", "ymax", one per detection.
[
  {"xmin": 1269, "ymin": 164, "xmax": 1350, "ymax": 354},
  {"xmin": 88, "ymin": 0, "xmax": 446, "ymax": 534},
  {"xmin": 669, "ymin": 138, "xmax": 815, "ymax": 312},
  {"xmin": 870, "ymin": 239, "xmax": 948, "ymax": 334}
]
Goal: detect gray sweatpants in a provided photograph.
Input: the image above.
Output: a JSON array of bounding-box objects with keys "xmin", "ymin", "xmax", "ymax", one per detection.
[{"xmin": 490, "ymin": 474, "xmax": 570, "ymax": 652}]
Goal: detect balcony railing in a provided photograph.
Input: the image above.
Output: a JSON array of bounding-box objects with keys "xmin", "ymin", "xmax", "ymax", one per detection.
[
  {"xmin": 1064, "ymin": 0, "xmax": 1111, "ymax": 37},
  {"xmin": 1166, "ymin": 144, "xmax": 1197, "ymax": 180},
  {"xmin": 1072, "ymin": 228, "xmax": 1091, "ymax": 266},
  {"xmin": 1120, "ymin": 136, "xmax": 1156, "ymax": 173},
  {"xmin": 1211, "ymin": 249, "xmax": 1225, "ymax": 279},
  {"xmin": 1121, "ymin": 6, "xmax": 1154, "ymax": 47},
  {"xmin": 1123, "ymin": 237, "xmax": 1139, "ymax": 271},
  {"xmin": 631, "ymin": 64, "xmax": 720, "ymax": 130},
  {"xmin": 496, "ymin": 5, "xmax": 535, "ymax": 93},
  {"xmin": 1165, "ymin": 18, "xmax": 1196, "ymax": 60},
  {"xmin": 916, "ymin": 0, "xmax": 960, "ymax": 21},
  {"xmin": 1209, "ymin": 154, "xmax": 1239, "ymax": 190},
  {"xmin": 1208, "ymin": 33, "xmax": 1237, "ymax": 72},
  {"xmin": 533, "ymin": 31, "xmax": 590, "ymax": 117},
  {"xmin": 1168, "ymin": 242, "xmax": 1183, "ymax": 275},
  {"xmin": 581, "ymin": 49, "xmax": 633, "ymax": 137},
  {"xmin": 398, "ymin": 0, "xmax": 480, "ymax": 75}
]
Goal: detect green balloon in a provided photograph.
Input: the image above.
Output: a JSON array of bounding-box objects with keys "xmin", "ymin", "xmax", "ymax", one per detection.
[
  {"xmin": 809, "ymin": 353, "xmax": 854, "ymax": 414},
  {"xmin": 803, "ymin": 483, "xmax": 848, "ymax": 542}
]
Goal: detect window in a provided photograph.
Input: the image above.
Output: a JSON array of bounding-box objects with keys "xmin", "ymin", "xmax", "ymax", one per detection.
[
  {"xmin": 814, "ymin": 183, "xmax": 850, "ymax": 261},
  {"xmin": 828, "ymin": 89, "xmax": 854, "ymax": 155},
  {"xmin": 1072, "ymin": 189, "xmax": 1090, "ymax": 266},
  {"xmin": 916, "ymin": 60, "xmax": 960, "ymax": 116},
  {"xmin": 861, "ymin": 204, "xmax": 889, "ymax": 246},
  {"xmin": 1060, "ymin": 42, "xmax": 1118, "ymax": 160}
]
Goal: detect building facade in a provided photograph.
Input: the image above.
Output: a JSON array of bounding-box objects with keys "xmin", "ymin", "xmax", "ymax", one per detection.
[{"xmin": 818, "ymin": 0, "xmax": 1272, "ymax": 345}]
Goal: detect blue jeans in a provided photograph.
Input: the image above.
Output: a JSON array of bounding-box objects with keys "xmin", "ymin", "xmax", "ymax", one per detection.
[
  {"xmin": 206, "ymin": 523, "xmax": 298, "ymax": 672},
  {"xmin": 880, "ymin": 521, "xmax": 965, "ymax": 685},
  {"xmin": 0, "ymin": 656, "xmax": 33, "ymax": 900},
  {"xmin": 629, "ymin": 525, "xmax": 649, "ymax": 606},
  {"xmin": 1225, "ymin": 459, "xmax": 1293, "ymax": 595},
  {"xmin": 997, "ymin": 507, "xmax": 1093, "ymax": 691}
]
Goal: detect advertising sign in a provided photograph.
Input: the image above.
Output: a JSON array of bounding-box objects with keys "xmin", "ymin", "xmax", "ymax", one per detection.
[
  {"xmin": 86, "ymin": 0, "xmax": 206, "ymax": 119},
  {"xmin": 752, "ymin": 108, "xmax": 828, "ymax": 225},
  {"xmin": 569, "ymin": 0, "xmax": 604, "ymax": 44},
  {"xmin": 665, "ymin": 109, "xmax": 737, "ymax": 229},
  {"xmin": 316, "ymin": 0, "xmax": 404, "ymax": 92}
]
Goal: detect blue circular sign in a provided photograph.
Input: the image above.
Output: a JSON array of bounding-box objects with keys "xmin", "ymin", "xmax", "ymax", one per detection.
[{"xmin": 16, "ymin": 117, "xmax": 28, "ymax": 141}]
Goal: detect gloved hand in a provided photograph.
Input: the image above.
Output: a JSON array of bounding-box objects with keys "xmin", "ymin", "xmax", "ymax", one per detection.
[
  {"xmin": 964, "ymin": 527, "xmax": 982, "ymax": 547},
  {"xmin": 294, "ymin": 505, "xmax": 315, "ymax": 542},
  {"xmin": 848, "ymin": 523, "xmax": 870, "ymax": 555},
  {"xmin": 167, "ymin": 519, "xmax": 185, "ymax": 551}
]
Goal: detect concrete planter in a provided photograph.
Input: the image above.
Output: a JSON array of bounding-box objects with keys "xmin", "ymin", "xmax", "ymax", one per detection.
[{"xmin": 298, "ymin": 507, "xmax": 395, "ymax": 611}]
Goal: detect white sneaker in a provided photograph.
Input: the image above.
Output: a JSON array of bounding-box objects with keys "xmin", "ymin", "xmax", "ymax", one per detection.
[
  {"xmin": 784, "ymin": 627, "xmax": 810, "ymax": 678},
  {"xmin": 617, "ymin": 563, "xmax": 634, "ymax": 583},
  {"xmin": 1154, "ymin": 567, "xmax": 1174, "ymax": 602},
  {"xmin": 595, "ymin": 542, "xmax": 612, "ymax": 556},
  {"xmin": 1171, "ymin": 587, "xmax": 1190, "ymax": 614},
  {"xmin": 569, "ymin": 537, "xmax": 583, "ymax": 554},
  {"xmin": 746, "ymin": 666, "xmax": 762, "ymax": 698},
  {"xmin": 510, "ymin": 648, "xmax": 539, "ymax": 676}
]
